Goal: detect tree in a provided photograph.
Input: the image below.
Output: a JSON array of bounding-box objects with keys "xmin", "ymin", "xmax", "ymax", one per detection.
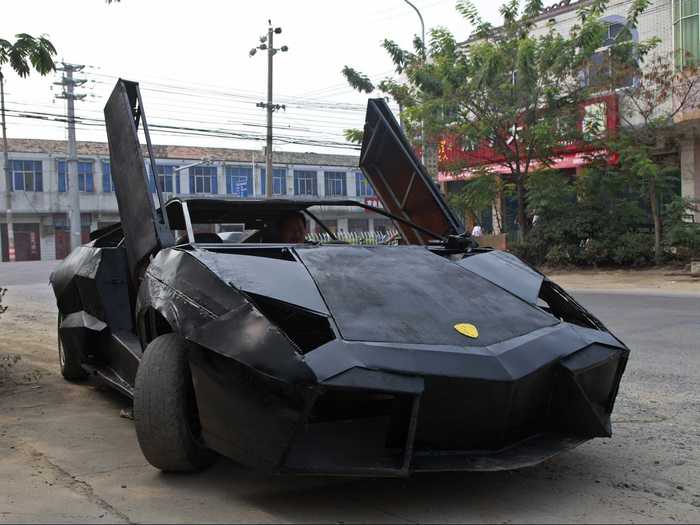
[
  {"xmin": 341, "ymin": 36, "xmax": 423, "ymax": 145},
  {"xmin": 0, "ymin": 33, "xmax": 56, "ymax": 261},
  {"xmin": 520, "ymin": 166, "xmax": 654, "ymax": 267},
  {"xmin": 611, "ymin": 53, "xmax": 700, "ymax": 264},
  {"xmin": 446, "ymin": 172, "xmax": 502, "ymax": 230},
  {"xmin": 343, "ymin": 0, "xmax": 648, "ymax": 239}
]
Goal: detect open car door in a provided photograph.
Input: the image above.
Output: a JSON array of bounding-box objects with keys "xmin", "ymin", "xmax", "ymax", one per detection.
[
  {"xmin": 359, "ymin": 99, "xmax": 464, "ymax": 244},
  {"xmin": 104, "ymin": 79, "xmax": 174, "ymax": 304}
]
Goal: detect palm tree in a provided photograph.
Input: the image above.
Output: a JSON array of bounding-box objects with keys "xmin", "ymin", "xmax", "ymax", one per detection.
[{"xmin": 0, "ymin": 34, "xmax": 56, "ymax": 261}]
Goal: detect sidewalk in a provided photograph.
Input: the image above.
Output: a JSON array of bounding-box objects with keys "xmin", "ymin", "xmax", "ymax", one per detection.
[{"xmin": 546, "ymin": 266, "xmax": 700, "ymax": 295}]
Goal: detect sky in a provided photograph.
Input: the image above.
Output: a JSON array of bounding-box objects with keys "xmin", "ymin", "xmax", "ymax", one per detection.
[{"xmin": 1, "ymin": 0, "xmax": 508, "ymax": 155}]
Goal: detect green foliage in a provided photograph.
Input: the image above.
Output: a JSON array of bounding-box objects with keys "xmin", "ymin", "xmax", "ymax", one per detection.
[
  {"xmin": 343, "ymin": 128, "xmax": 364, "ymax": 144},
  {"xmin": 606, "ymin": 53, "xmax": 700, "ymax": 263},
  {"xmin": 447, "ymin": 175, "xmax": 498, "ymax": 223},
  {"xmin": 342, "ymin": 0, "xmax": 647, "ymax": 237},
  {"xmin": 0, "ymin": 34, "xmax": 56, "ymax": 77},
  {"xmin": 526, "ymin": 170, "xmax": 576, "ymax": 215},
  {"xmin": 518, "ymin": 167, "xmax": 655, "ymax": 267},
  {"xmin": 341, "ymin": 66, "xmax": 375, "ymax": 94},
  {"xmin": 664, "ymin": 197, "xmax": 700, "ymax": 257}
]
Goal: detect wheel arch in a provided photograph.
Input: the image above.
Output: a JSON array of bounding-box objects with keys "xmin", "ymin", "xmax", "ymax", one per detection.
[{"xmin": 138, "ymin": 307, "xmax": 174, "ymax": 348}]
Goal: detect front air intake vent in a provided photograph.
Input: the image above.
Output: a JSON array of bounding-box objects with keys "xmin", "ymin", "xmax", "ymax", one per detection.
[{"xmin": 247, "ymin": 293, "xmax": 335, "ymax": 354}]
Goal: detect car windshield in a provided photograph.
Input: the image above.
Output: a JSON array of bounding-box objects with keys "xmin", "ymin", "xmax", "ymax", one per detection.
[{"xmin": 165, "ymin": 199, "xmax": 400, "ymax": 246}]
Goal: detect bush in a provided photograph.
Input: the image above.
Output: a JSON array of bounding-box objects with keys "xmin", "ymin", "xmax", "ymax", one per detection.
[
  {"xmin": 611, "ymin": 232, "xmax": 655, "ymax": 266},
  {"xmin": 512, "ymin": 167, "xmax": 656, "ymax": 267},
  {"xmin": 545, "ymin": 245, "xmax": 572, "ymax": 266},
  {"xmin": 508, "ymin": 241, "xmax": 544, "ymax": 265},
  {"xmin": 664, "ymin": 197, "xmax": 700, "ymax": 260}
]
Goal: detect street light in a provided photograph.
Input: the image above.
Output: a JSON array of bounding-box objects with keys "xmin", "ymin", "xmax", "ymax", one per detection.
[
  {"xmin": 402, "ymin": 0, "xmax": 425, "ymax": 57},
  {"xmin": 250, "ymin": 21, "xmax": 288, "ymax": 198},
  {"xmin": 170, "ymin": 158, "xmax": 213, "ymax": 193},
  {"xmin": 402, "ymin": 0, "xmax": 427, "ymax": 166},
  {"xmin": 173, "ymin": 158, "xmax": 212, "ymax": 176}
]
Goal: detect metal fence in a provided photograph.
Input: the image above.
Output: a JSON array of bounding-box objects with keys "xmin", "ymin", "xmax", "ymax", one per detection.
[{"xmin": 305, "ymin": 230, "xmax": 400, "ymax": 245}]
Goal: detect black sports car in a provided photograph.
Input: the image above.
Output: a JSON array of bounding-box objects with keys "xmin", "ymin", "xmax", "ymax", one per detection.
[{"xmin": 50, "ymin": 79, "xmax": 628, "ymax": 476}]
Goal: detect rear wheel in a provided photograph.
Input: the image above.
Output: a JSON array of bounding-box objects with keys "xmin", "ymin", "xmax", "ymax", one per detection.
[
  {"xmin": 57, "ymin": 312, "xmax": 88, "ymax": 381},
  {"xmin": 134, "ymin": 333, "xmax": 216, "ymax": 472}
]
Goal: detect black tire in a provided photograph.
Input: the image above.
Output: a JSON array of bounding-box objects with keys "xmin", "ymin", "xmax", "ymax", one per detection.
[
  {"xmin": 57, "ymin": 312, "xmax": 88, "ymax": 381},
  {"xmin": 134, "ymin": 334, "xmax": 216, "ymax": 472}
]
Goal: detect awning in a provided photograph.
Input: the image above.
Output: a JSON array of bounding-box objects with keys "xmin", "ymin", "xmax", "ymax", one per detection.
[{"xmin": 438, "ymin": 149, "xmax": 611, "ymax": 182}]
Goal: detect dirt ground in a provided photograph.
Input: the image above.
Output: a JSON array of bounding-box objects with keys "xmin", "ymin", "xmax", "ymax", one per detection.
[
  {"xmin": 546, "ymin": 265, "xmax": 700, "ymax": 294},
  {"xmin": 1, "ymin": 260, "xmax": 699, "ymax": 523}
]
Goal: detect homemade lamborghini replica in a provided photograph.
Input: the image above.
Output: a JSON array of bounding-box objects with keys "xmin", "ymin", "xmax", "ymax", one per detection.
[{"xmin": 50, "ymin": 79, "xmax": 629, "ymax": 476}]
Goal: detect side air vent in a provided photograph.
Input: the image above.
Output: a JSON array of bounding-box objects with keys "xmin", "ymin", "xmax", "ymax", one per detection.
[
  {"xmin": 247, "ymin": 293, "xmax": 335, "ymax": 354},
  {"xmin": 538, "ymin": 280, "xmax": 607, "ymax": 331}
]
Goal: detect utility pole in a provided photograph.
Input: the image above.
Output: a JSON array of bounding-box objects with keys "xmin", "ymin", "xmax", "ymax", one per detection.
[
  {"xmin": 1, "ymin": 69, "xmax": 15, "ymax": 261},
  {"xmin": 250, "ymin": 21, "xmax": 288, "ymax": 198},
  {"xmin": 55, "ymin": 63, "xmax": 86, "ymax": 252}
]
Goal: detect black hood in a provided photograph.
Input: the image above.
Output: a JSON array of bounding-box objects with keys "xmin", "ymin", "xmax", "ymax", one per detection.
[
  {"xmin": 191, "ymin": 245, "xmax": 557, "ymax": 348},
  {"xmin": 295, "ymin": 245, "xmax": 556, "ymax": 346}
]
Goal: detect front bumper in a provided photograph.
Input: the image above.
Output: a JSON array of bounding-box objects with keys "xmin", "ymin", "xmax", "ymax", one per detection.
[
  {"xmin": 190, "ymin": 322, "xmax": 628, "ymax": 476},
  {"xmin": 281, "ymin": 341, "xmax": 627, "ymax": 476}
]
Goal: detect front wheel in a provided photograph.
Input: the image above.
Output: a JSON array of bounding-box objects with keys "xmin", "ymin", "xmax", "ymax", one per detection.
[{"xmin": 134, "ymin": 333, "xmax": 216, "ymax": 472}]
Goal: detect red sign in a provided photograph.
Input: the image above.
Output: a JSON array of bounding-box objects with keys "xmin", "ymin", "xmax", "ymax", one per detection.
[
  {"xmin": 364, "ymin": 197, "xmax": 384, "ymax": 210},
  {"xmin": 438, "ymin": 150, "xmax": 615, "ymax": 182},
  {"xmin": 437, "ymin": 94, "xmax": 619, "ymax": 179}
]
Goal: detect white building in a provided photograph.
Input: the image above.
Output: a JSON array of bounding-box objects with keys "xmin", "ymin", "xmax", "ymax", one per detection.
[
  {"xmin": 533, "ymin": 0, "xmax": 699, "ymax": 220},
  {"xmin": 0, "ymin": 139, "xmax": 389, "ymax": 261}
]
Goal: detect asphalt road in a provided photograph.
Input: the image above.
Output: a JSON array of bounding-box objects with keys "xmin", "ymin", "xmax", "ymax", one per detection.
[{"xmin": 0, "ymin": 260, "xmax": 699, "ymax": 523}]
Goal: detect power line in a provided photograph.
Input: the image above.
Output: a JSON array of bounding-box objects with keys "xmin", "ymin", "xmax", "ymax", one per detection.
[
  {"xmin": 6, "ymin": 98, "xmax": 358, "ymax": 139},
  {"xmin": 88, "ymin": 70, "xmax": 369, "ymax": 111},
  {"xmin": 3, "ymin": 109, "xmax": 360, "ymax": 151}
]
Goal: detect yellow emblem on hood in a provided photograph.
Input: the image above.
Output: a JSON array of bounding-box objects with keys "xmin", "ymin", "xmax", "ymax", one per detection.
[{"xmin": 454, "ymin": 323, "xmax": 479, "ymax": 339}]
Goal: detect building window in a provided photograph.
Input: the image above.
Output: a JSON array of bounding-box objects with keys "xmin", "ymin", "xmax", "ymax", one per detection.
[
  {"xmin": 226, "ymin": 166, "xmax": 253, "ymax": 197},
  {"xmin": 587, "ymin": 21, "xmax": 635, "ymax": 88},
  {"xmin": 355, "ymin": 172, "xmax": 375, "ymax": 196},
  {"xmin": 189, "ymin": 165, "xmax": 218, "ymax": 194},
  {"xmin": 675, "ymin": 0, "xmax": 700, "ymax": 69},
  {"xmin": 374, "ymin": 219, "xmax": 393, "ymax": 233},
  {"xmin": 57, "ymin": 160, "xmax": 94, "ymax": 193},
  {"xmin": 78, "ymin": 161, "xmax": 94, "ymax": 192},
  {"xmin": 348, "ymin": 218, "xmax": 369, "ymax": 232},
  {"xmin": 10, "ymin": 160, "xmax": 43, "ymax": 192},
  {"xmin": 294, "ymin": 170, "xmax": 318, "ymax": 196},
  {"xmin": 319, "ymin": 219, "xmax": 337, "ymax": 234},
  {"xmin": 324, "ymin": 171, "xmax": 347, "ymax": 197},
  {"xmin": 151, "ymin": 165, "xmax": 179, "ymax": 194},
  {"xmin": 259, "ymin": 167, "xmax": 287, "ymax": 195},
  {"xmin": 102, "ymin": 161, "xmax": 113, "ymax": 192}
]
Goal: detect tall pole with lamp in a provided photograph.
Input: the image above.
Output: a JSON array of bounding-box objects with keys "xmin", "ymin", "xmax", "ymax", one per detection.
[
  {"xmin": 250, "ymin": 22, "xmax": 288, "ymax": 198},
  {"xmin": 401, "ymin": 0, "xmax": 427, "ymax": 168}
]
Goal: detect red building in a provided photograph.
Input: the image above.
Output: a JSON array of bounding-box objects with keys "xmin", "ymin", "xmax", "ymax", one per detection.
[
  {"xmin": 437, "ymin": 94, "xmax": 620, "ymax": 184},
  {"xmin": 435, "ymin": 94, "xmax": 620, "ymax": 235}
]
